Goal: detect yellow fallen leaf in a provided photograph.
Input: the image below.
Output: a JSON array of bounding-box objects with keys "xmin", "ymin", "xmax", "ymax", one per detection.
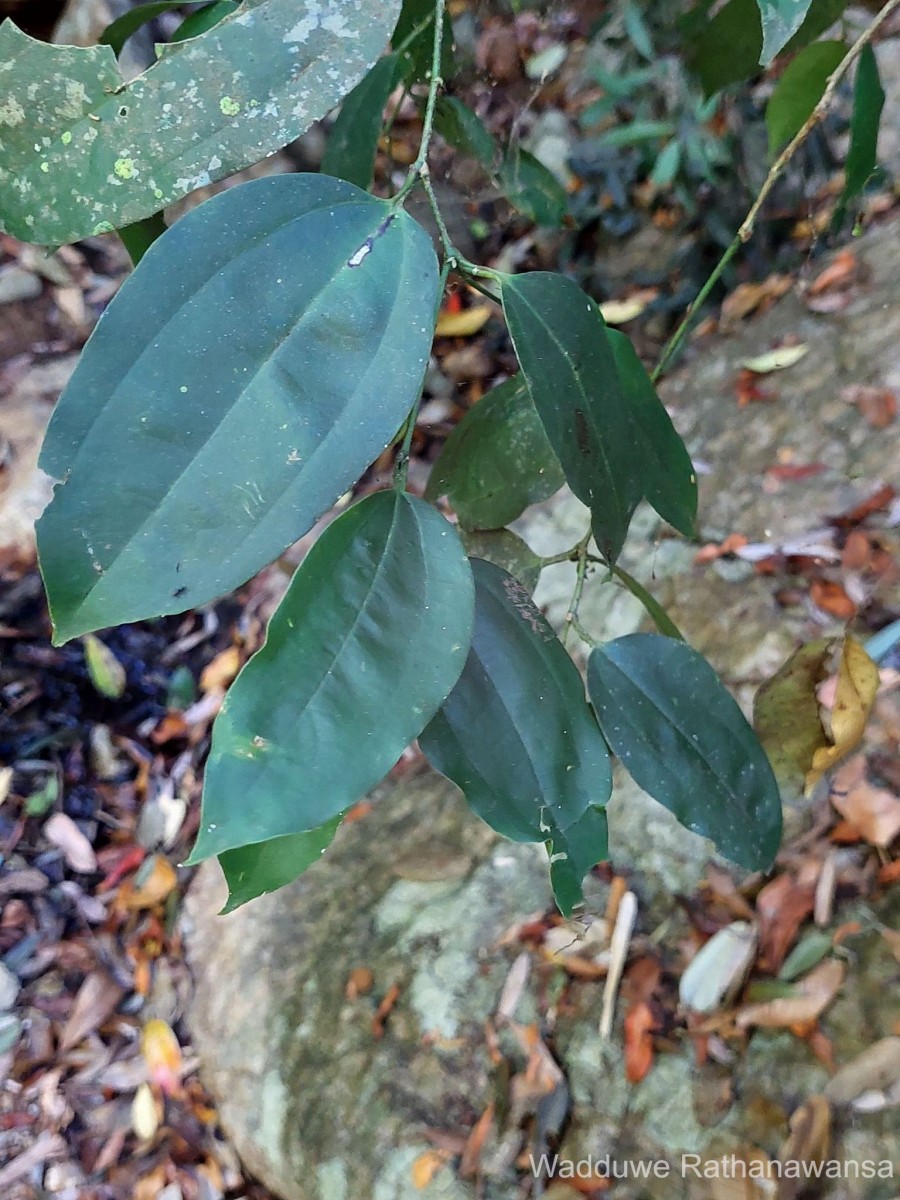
[
  {"xmin": 434, "ymin": 304, "xmax": 492, "ymax": 337},
  {"xmin": 200, "ymin": 644, "xmax": 241, "ymax": 692},
  {"xmin": 599, "ymin": 295, "xmax": 650, "ymax": 324},
  {"xmin": 121, "ymin": 854, "xmax": 178, "ymax": 910},
  {"xmin": 131, "ymin": 1081, "xmax": 161, "ymax": 1141},
  {"xmin": 411, "ymin": 1149, "xmax": 450, "ymax": 1188},
  {"xmin": 740, "ymin": 343, "xmax": 809, "ymax": 373},
  {"xmin": 806, "ymin": 635, "xmax": 879, "ymax": 792},
  {"xmin": 141, "ymin": 1018, "xmax": 183, "ymax": 1096}
]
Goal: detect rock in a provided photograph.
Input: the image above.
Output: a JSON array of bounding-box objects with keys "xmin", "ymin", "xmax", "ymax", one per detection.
[
  {"xmin": 184, "ymin": 219, "xmax": 900, "ymax": 1199},
  {"xmin": 0, "ymin": 963, "xmax": 21, "ymax": 1013}
]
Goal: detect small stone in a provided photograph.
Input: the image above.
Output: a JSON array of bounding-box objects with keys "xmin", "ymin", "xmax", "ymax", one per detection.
[
  {"xmin": 0, "ymin": 266, "xmax": 42, "ymax": 305},
  {"xmin": 0, "ymin": 962, "xmax": 21, "ymax": 1012}
]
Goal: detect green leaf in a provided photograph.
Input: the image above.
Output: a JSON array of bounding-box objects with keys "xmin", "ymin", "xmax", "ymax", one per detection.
[
  {"xmin": 501, "ymin": 273, "xmax": 696, "ymax": 563},
  {"xmin": 37, "ymin": 174, "xmax": 439, "ymax": 642},
  {"xmin": 191, "ymin": 490, "xmax": 474, "ymax": 863},
  {"xmin": 391, "ymin": 0, "xmax": 454, "ymax": 85},
  {"xmin": 596, "ymin": 121, "xmax": 677, "ymax": 148},
  {"xmin": 611, "ymin": 565, "xmax": 685, "ymax": 641},
  {"xmin": 171, "ymin": 0, "xmax": 240, "ymax": 41},
  {"xmin": 99, "ymin": 0, "xmax": 186, "ymax": 54},
  {"xmin": 766, "ymin": 40, "xmax": 845, "ymax": 153},
  {"xmin": 0, "ymin": 0, "xmax": 402, "ymax": 244},
  {"xmin": 83, "ymin": 633, "xmax": 127, "ymax": 699},
  {"xmin": 425, "ymin": 376, "xmax": 564, "ymax": 529},
  {"xmin": 434, "ymin": 96, "xmax": 497, "ymax": 168},
  {"xmin": 753, "ymin": 638, "xmax": 831, "ymax": 797},
  {"xmin": 833, "ymin": 44, "xmax": 885, "ymax": 228},
  {"xmin": 218, "ymin": 819, "xmax": 341, "ymax": 912},
  {"xmin": 498, "ymin": 148, "xmax": 568, "ymax": 227},
  {"xmin": 689, "ymin": 0, "xmax": 847, "ymax": 96},
  {"xmin": 757, "ymin": 0, "xmax": 814, "ymax": 64},
  {"xmin": 549, "ymin": 806, "xmax": 609, "ymax": 918},
  {"xmin": 420, "ymin": 558, "xmax": 612, "ymax": 916},
  {"xmin": 588, "ymin": 633, "xmax": 783, "ymax": 871},
  {"xmin": 778, "ymin": 930, "xmax": 833, "ymax": 981},
  {"xmin": 460, "ymin": 529, "xmax": 543, "ymax": 592},
  {"xmin": 321, "ymin": 53, "xmax": 403, "ymax": 189},
  {"xmin": 117, "ymin": 212, "xmax": 166, "ymax": 265}
]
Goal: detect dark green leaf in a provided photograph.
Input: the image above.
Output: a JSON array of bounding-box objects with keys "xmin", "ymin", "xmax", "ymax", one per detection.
[
  {"xmin": 460, "ymin": 529, "xmax": 543, "ymax": 592},
  {"xmin": 757, "ymin": 0, "xmax": 815, "ymax": 64},
  {"xmin": 99, "ymin": 0, "xmax": 189, "ymax": 55},
  {"xmin": 766, "ymin": 40, "xmax": 845, "ymax": 153},
  {"xmin": 425, "ymin": 376, "xmax": 564, "ymax": 529},
  {"xmin": 833, "ymin": 44, "xmax": 885, "ymax": 228},
  {"xmin": 689, "ymin": 0, "xmax": 846, "ymax": 96},
  {"xmin": 588, "ymin": 633, "xmax": 783, "ymax": 871},
  {"xmin": 171, "ymin": 0, "xmax": 240, "ymax": 41},
  {"xmin": 498, "ymin": 148, "xmax": 568, "ymax": 227},
  {"xmin": 434, "ymin": 96, "xmax": 497, "ymax": 168},
  {"xmin": 219, "ymin": 819, "xmax": 341, "ymax": 912},
  {"xmin": 321, "ymin": 53, "xmax": 403, "ymax": 190},
  {"xmin": 549, "ymin": 806, "xmax": 608, "ymax": 917},
  {"xmin": 37, "ymin": 174, "xmax": 438, "ymax": 642},
  {"xmin": 191, "ymin": 490, "xmax": 474, "ymax": 863},
  {"xmin": 391, "ymin": 0, "xmax": 454, "ymax": 85},
  {"xmin": 420, "ymin": 558, "xmax": 612, "ymax": 915},
  {"xmin": 501, "ymin": 273, "xmax": 696, "ymax": 563},
  {"xmin": 117, "ymin": 213, "xmax": 166, "ymax": 265},
  {"xmin": 0, "ymin": 0, "xmax": 402, "ymax": 244}
]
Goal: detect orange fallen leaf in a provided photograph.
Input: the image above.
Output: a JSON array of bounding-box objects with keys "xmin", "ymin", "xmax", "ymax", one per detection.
[
  {"xmin": 806, "ymin": 635, "xmax": 879, "ymax": 792},
  {"xmin": 694, "ymin": 533, "xmax": 748, "ymax": 564},
  {"xmin": 721, "ymin": 274, "xmax": 792, "ymax": 325},
  {"xmin": 624, "ymin": 1001, "xmax": 656, "ymax": 1083},
  {"xmin": 345, "ymin": 966, "xmax": 374, "ymax": 1000},
  {"xmin": 842, "ymin": 385, "xmax": 897, "ymax": 429},
  {"xmin": 841, "ymin": 530, "xmax": 872, "ymax": 570},
  {"xmin": 200, "ymin": 645, "xmax": 241, "ymax": 692},
  {"xmin": 808, "ymin": 249, "xmax": 857, "ymax": 295},
  {"xmin": 435, "ymin": 304, "xmax": 493, "ymax": 337},
  {"xmin": 411, "ymin": 1149, "xmax": 450, "ymax": 1189},
  {"xmin": 766, "ymin": 462, "xmax": 825, "ymax": 481},
  {"xmin": 830, "ymin": 483, "xmax": 896, "ymax": 527},
  {"xmin": 755, "ymin": 874, "xmax": 814, "ymax": 974},
  {"xmin": 830, "ymin": 755, "xmax": 900, "ymax": 849},
  {"xmin": 878, "ymin": 860, "xmax": 900, "ymax": 886},
  {"xmin": 808, "ymin": 578, "xmax": 856, "ymax": 620},
  {"xmin": 736, "ymin": 958, "xmax": 844, "ymax": 1029},
  {"xmin": 459, "ymin": 1102, "xmax": 495, "ymax": 1178},
  {"xmin": 372, "ymin": 982, "xmax": 401, "ymax": 1038},
  {"xmin": 735, "ymin": 368, "xmax": 776, "ymax": 406},
  {"xmin": 120, "ymin": 854, "xmax": 178, "ymax": 910},
  {"xmin": 141, "ymin": 1018, "xmax": 183, "ymax": 1097}
]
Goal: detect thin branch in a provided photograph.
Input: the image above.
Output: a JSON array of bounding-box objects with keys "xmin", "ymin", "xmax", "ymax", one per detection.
[
  {"xmin": 562, "ymin": 532, "xmax": 594, "ymax": 649},
  {"xmin": 653, "ymin": 0, "xmax": 900, "ymax": 382},
  {"xmin": 392, "ymin": 0, "xmax": 447, "ymax": 206}
]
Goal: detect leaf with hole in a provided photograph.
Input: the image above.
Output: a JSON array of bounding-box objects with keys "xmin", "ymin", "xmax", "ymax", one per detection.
[
  {"xmin": 191, "ymin": 490, "xmax": 474, "ymax": 863},
  {"xmin": 419, "ymin": 558, "xmax": 612, "ymax": 915},
  {"xmin": 587, "ymin": 633, "xmax": 783, "ymax": 870},
  {"xmin": 37, "ymin": 174, "xmax": 439, "ymax": 642},
  {"xmin": 219, "ymin": 819, "xmax": 341, "ymax": 913},
  {"xmin": 0, "ymin": 0, "xmax": 402, "ymax": 243},
  {"xmin": 766, "ymin": 40, "xmax": 845, "ymax": 153},
  {"xmin": 425, "ymin": 376, "xmax": 564, "ymax": 529},
  {"xmin": 321, "ymin": 52, "xmax": 404, "ymax": 189},
  {"xmin": 501, "ymin": 272, "xmax": 696, "ymax": 563}
]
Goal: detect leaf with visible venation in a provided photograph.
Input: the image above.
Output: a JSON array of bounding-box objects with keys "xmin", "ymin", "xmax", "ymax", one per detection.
[
  {"xmin": 392, "ymin": 0, "xmax": 454, "ymax": 85},
  {"xmin": 0, "ymin": 0, "xmax": 402, "ymax": 244},
  {"xmin": 434, "ymin": 96, "xmax": 497, "ymax": 167},
  {"xmin": 754, "ymin": 639, "xmax": 831, "ymax": 797},
  {"xmin": 688, "ymin": 0, "xmax": 847, "ymax": 96},
  {"xmin": 757, "ymin": 0, "xmax": 815, "ymax": 64},
  {"xmin": 834, "ymin": 44, "xmax": 885, "ymax": 228},
  {"xmin": 766, "ymin": 40, "xmax": 845, "ymax": 153},
  {"xmin": 501, "ymin": 273, "xmax": 696, "ymax": 563},
  {"xmin": 37, "ymin": 174, "xmax": 438, "ymax": 642},
  {"xmin": 498, "ymin": 148, "xmax": 568, "ymax": 227},
  {"xmin": 190, "ymin": 491, "xmax": 474, "ymax": 863},
  {"xmin": 420, "ymin": 559, "xmax": 612, "ymax": 915},
  {"xmin": 806, "ymin": 634, "xmax": 879, "ymax": 791},
  {"xmin": 588, "ymin": 633, "xmax": 783, "ymax": 870},
  {"xmin": 460, "ymin": 529, "xmax": 543, "ymax": 592},
  {"xmin": 219, "ymin": 819, "xmax": 341, "ymax": 912},
  {"xmin": 321, "ymin": 53, "xmax": 403, "ymax": 189},
  {"xmin": 425, "ymin": 376, "xmax": 564, "ymax": 529}
]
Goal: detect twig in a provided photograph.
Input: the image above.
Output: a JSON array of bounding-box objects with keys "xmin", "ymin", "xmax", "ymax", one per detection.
[
  {"xmin": 653, "ymin": 0, "xmax": 900, "ymax": 382},
  {"xmin": 392, "ymin": 0, "xmax": 447, "ymax": 206},
  {"xmin": 562, "ymin": 531, "xmax": 594, "ymax": 648}
]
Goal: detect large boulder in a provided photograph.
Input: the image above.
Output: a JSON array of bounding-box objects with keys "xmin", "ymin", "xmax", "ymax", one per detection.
[{"xmin": 183, "ymin": 218, "xmax": 900, "ymax": 1200}]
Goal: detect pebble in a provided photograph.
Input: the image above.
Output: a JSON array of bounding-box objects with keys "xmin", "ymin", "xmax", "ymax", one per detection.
[
  {"xmin": 0, "ymin": 266, "xmax": 42, "ymax": 305},
  {"xmin": 0, "ymin": 962, "xmax": 21, "ymax": 1012}
]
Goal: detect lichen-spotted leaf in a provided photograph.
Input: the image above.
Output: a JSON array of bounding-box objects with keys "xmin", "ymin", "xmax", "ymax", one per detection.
[
  {"xmin": 37, "ymin": 174, "xmax": 439, "ymax": 642},
  {"xmin": 190, "ymin": 490, "xmax": 474, "ymax": 863},
  {"xmin": 419, "ymin": 558, "xmax": 612, "ymax": 915},
  {"xmin": 0, "ymin": 0, "xmax": 402, "ymax": 244},
  {"xmin": 587, "ymin": 633, "xmax": 783, "ymax": 871}
]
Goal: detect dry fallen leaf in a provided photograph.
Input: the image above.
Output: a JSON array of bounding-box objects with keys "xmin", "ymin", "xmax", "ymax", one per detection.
[
  {"xmin": 829, "ymin": 755, "xmax": 900, "ymax": 849},
  {"xmin": 623, "ymin": 1000, "xmax": 656, "ymax": 1083},
  {"xmin": 736, "ymin": 958, "xmax": 844, "ymax": 1029},
  {"xmin": 806, "ymin": 635, "xmax": 880, "ymax": 792},
  {"xmin": 459, "ymin": 1102, "xmax": 495, "ymax": 1178},
  {"xmin": 755, "ymin": 875, "xmax": 814, "ymax": 974},
  {"xmin": 44, "ymin": 812, "xmax": 98, "ymax": 874},
  {"xmin": 435, "ymin": 304, "xmax": 493, "ymax": 337},
  {"xmin": 739, "ymin": 343, "xmax": 809, "ymax": 373},
  {"xmin": 808, "ymin": 249, "xmax": 857, "ymax": 296},
  {"xmin": 141, "ymin": 1018, "xmax": 183, "ymax": 1097},
  {"xmin": 599, "ymin": 291, "xmax": 656, "ymax": 324},
  {"xmin": 721, "ymin": 274, "xmax": 792, "ymax": 325},
  {"xmin": 411, "ymin": 1149, "xmax": 451, "ymax": 1189},
  {"xmin": 131, "ymin": 1082, "xmax": 161, "ymax": 1142},
  {"xmin": 120, "ymin": 854, "xmax": 178, "ymax": 909},
  {"xmin": 60, "ymin": 972, "xmax": 124, "ymax": 1052},
  {"xmin": 842, "ymin": 384, "xmax": 897, "ymax": 429},
  {"xmin": 679, "ymin": 922, "xmax": 758, "ymax": 1013},
  {"xmin": 200, "ymin": 644, "xmax": 241, "ymax": 692},
  {"xmin": 345, "ymin": 966, "xmax": 374, "ymax": 1000},
  {"xmin": 808, "ymin": 578, "xmax": 857, "ymax": 621},
  {"xmin": 824, "ymin": 1037, "xmax": 900, "ymax": 1104},
  {"xmin": 777, "ymin": 1095, "xmax": 831, "ymax": 1200}
]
